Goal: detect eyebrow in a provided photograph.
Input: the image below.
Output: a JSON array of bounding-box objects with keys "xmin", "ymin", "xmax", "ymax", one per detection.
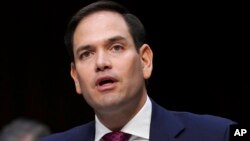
[
  {"xmin": 75, "ymin": 35, "xmax": 127, "ymax": 55},
  {"xmin": 107, "ymin": 35, "xmax": 127, "ymax": 43},
  {"xmin": 104, "ymin": 35, "xmax": 128, "ymax": 48},
  {"xmin": 75, "ymin": 45, "xmax": 92, "ymax": 56}
]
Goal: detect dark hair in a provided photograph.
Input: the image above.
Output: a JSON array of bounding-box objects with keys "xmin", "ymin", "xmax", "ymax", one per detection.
[{"xmin": 64, "ymin": 0, "xmax": 146, "ymax": 62}]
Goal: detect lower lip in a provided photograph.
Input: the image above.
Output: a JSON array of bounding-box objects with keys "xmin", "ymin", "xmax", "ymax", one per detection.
[{"xmin": 97, "ymin": 82, "xmax": 117, "ymax": 92}]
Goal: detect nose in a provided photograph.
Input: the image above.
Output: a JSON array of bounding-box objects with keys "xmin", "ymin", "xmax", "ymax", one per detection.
[{"xmin": 95, "ymin": 51, "xmax": 112, "ymax": 72}]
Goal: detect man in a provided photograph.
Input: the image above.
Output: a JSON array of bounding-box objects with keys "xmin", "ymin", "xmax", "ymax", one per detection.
[
  {"xmin": 0, "ymin": 118, "xmax": 50, "ymax": 141},
  {"xmin": 41, "ymin": 1, "xmax": 235, "ymax": 141}
]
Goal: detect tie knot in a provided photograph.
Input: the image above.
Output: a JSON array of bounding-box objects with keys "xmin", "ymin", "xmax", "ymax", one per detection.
[{"xmin": 102, "ymin": 131, "xmax": 131, "ymax": 141}]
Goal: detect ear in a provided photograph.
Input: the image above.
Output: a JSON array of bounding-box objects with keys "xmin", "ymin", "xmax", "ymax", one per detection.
[
  {"xmin": 139, "ymin": 44, "xmax": 153, "ymax": 79},
  {"xmin": 70, "ymin": 62, "xmax": 82, "ymax": 95}
]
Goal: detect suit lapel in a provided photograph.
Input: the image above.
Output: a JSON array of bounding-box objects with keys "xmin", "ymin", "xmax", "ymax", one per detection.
[
  {"xmin": 149, "ymin": 100, "xmax": 185, "ymax": 141},
  {"xmin": 85, "ymin": 121, "xmax": 95, "ymax": 141},
  {"xmin": 82, "ymin": 100, "xmax": 185, "ymax": 141},
  {"xmin": 73, "ymin": 121, "xmax": 95, "ymax": 141}
]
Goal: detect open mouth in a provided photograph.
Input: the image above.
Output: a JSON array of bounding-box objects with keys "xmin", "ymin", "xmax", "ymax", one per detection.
[
  {"xmin": 96, "ymin": 76, "xmax": 118, "ymax": 92},
  {"xmin": 98, "ymin": 79, "xmax": 115, "ymax": 86},
  {"xmin": 96, "ymin": 76, "xmax": 118, "ymax": 86}
]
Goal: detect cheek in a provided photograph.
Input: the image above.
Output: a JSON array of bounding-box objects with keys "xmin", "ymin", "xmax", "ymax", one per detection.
[
  {"xmin": 119, "ymin": 56, "xmax": 143, "ymax": 81},
  {"xmin": 76, "ymin": 67, "xmax": 94, "ymax": 90}
]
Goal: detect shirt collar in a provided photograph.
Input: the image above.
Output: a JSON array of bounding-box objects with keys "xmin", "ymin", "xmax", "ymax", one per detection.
[{"xmin": 95, "ymin": 96, "xmax": 152, "ymax": 141}]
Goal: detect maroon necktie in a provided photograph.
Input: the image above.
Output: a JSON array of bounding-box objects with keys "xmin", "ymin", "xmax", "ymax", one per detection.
[{"xmin": 102, "ymin": 131, "xmax": 131, "ymax": 141}]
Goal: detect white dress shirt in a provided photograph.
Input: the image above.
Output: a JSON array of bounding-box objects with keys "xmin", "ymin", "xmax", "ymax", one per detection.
[{"xmin": 95, "ymin": 96, "xmax": 152, "ymax": 141}]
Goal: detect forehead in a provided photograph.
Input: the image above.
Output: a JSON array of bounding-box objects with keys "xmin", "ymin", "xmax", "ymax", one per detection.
[
  {"xmin": 77, "ymin": 10, "xmax": 129, "ymax": 33},
  {"xmin": 73, "ymin": 11, "xmax": 132, "ymax": 47},
  {"xmin": 81, "ymin": 10, "xmax": 125, "ymax": 22}
]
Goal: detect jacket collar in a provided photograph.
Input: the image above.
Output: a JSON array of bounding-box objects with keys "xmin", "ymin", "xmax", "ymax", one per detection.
[
  {"xmin": 87, "ymin": 99, "xmax": 185, "ymax": 141},
  {"xmin": 149, "ymin": 99, "xmax": 185, "ymax": 141}
]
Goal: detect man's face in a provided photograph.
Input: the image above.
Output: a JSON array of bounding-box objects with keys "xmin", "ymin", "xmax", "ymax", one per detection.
[{"xmin": 71, "ymin": 11, "xmax": 152, "ymax": 113}]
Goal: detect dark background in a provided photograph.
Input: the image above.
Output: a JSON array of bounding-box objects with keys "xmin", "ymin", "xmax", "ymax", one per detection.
[{"xmin": 1, "ymin": 0, "xmax": 249, "ymax": 133}]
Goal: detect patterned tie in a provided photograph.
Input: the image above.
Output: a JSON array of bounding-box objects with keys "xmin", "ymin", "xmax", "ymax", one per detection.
[{"xmin": 102, "ymin": 131, "xmax": 131, "ymax": 141}]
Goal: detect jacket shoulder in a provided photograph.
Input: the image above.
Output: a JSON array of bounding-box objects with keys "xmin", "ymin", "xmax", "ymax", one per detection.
[
  {"xmin": 150, "ymin": 100, "xmax": 236, "ymax": 141},
  {"xmin": 40, "ymin": 121, "xmax": 95, "ymax": 141},
  {"xmin": 172, "ymin": 111, "xmax": 235, "ymax": 129},
  {"xmin": 171, "ymin": 111, "xmax": 236, "ymax": 140}
]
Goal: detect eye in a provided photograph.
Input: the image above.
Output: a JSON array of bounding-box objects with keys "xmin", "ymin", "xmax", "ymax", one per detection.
[
  {"xmin": 111, "ymin": 44, "xmax": 124, "ymax": 52},
  {"xmin": 79, "ymin": 51, "xmax": 92, "ymax": 60}
]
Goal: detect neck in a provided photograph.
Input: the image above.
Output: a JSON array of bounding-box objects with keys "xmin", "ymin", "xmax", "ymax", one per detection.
[{"xmin": 96, "ymin": 93, "xmax": 147, "ymax": 131}]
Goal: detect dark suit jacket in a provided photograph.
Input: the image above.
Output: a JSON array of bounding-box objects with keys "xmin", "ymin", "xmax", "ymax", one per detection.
[{"xmin": 41, "ymin": 100, "xmax": 235, "ymax": 141}]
